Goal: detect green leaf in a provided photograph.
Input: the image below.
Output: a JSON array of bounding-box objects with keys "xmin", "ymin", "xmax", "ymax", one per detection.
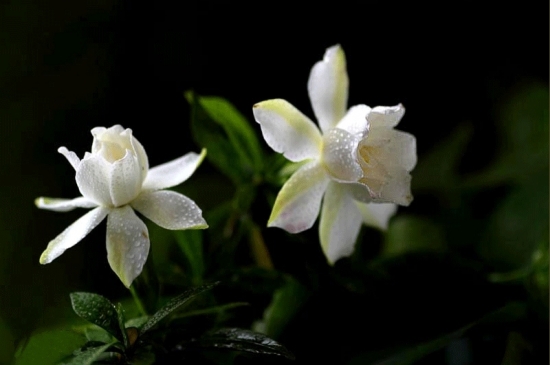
[
  {"xmin": 186, "ymin": 91, "xmax": 263, "ymax": 183},
  {"xmin": 193, "ymin": 328, "xmax": 295, "ymax": 360},
  {"xmin": 478, "ymin": 174, "xmax": 549, "ymax": 270},
  {"xmin": 174, "ymin": 229, "xmax": 204, "ymax": 284},
  {"xmin": 383, "ymin": 215, "xmax": 446, "ymax": 256},
  {"xmin": 253, "ymin": 277, "xmax": 309, "ymax": 339},
  {"xmin": 191, "ymin": 92, "xmax": 263, "ymax": 171},
  {"xmin": 70, "ymin": 293, "xmax": 123, "ymax": 342},
  {"xmin": 139, "ymin": 282, "xmax": 219, "ymax": 335},
  {"xmin": 14, "ymin": 328, "xmax": 86, "ymax": 365},
  {"xmin": 60, "ymin": 341, "xmax": 116, "ymax": 365},
  {"xmin": 115, "ymin": 303, "xmax": 129, "ymax": 349},
  {"xmin": 84, "ymin": 326, "xmax": 113, "ymax": 344},
  {"xmin": 125, "ymin": 316, "xmax": 149, "ymax": 329},
  {"xmin": 463, "ymin": 84, "xmax": 549, "ymax": 188},
  {"xmin": 173, "ymin": 302, "xmax": 249, "ymax": 320}
]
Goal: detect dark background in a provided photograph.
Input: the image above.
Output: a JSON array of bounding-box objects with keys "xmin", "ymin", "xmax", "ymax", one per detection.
[{"xmin": 0, "ymin": 1, "xmax": 547, "ymax": 363}]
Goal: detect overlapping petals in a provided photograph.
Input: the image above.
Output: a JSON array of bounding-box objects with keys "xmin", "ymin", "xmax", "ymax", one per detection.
[
  {"xmin": 254, "ymin": 44, "xmax": 417, "ymax": 264},
  {"xmin": 36, "ymin": 125, "xmax": 208, "ymax": 287}
]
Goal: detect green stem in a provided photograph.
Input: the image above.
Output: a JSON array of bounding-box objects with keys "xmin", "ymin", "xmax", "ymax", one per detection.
[{"xmin": 129, "ymin": 285, "xmax": 148, "ymax": 316}]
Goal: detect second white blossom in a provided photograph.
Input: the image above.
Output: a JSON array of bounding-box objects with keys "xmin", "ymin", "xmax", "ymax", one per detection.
[{"xmin": 253, "ymin": 45, "xmax": 416, "ymax": 263}]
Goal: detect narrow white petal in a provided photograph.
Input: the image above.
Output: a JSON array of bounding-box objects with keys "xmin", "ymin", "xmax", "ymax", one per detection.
[
  {"xmin": 109, "ymin": 150, "xmax": 143, "ymax": 207},
  {"xmin": 308, "ymin": 44, "xmax": 349, "ymax": 132},
  {"xmin": 335, "ymin": 104, "xmax": 371, "ymax": 137},
  {"xmin": 126, "ymin": 129, "xmax": 149, "ymax": 183},
  {"xmin": 322, "ymin": 128, "xmax": 363, "ymax": 183},
  {"xmin": 106, "ymin": 206, "xmax": 150, "ymax": 288},
  {"xmin": 355, "ymin": 202, "xmax": 397, "ymax": 230},
  {"xmin": 142, "ymin": 149, "xmax": 206, "ymax": 191},
  {"xmin": 76, "ymin": 154, "xmax": 114, "ymax": 206},
  {"xmin": 131, "ymin": 190, "xmax": 208, "ymax": 230},
  {"xmin": 35, "ymin": 196, "xmax": 98, "ymax": 212},
  {"xmin": 253, "ymin": 99, "xmax": 322, "ymax": 162},
  {"xmin": 319, "ymin": 182, "xmax": 362, "ymax": 264},
  {"xmin": 58, "ymin": 147, "xmax": 80, "ymax": 170},
  {"xmin": 39, "ymin": 207, "xmax": 109, "ymax": 264},
  {"xmin": 268, "ymin": 161, "xmax": 330, "ymax": 233},
  {"xmin": 368, "ymin": 104, "xmax": 405, "ymax": 129}
]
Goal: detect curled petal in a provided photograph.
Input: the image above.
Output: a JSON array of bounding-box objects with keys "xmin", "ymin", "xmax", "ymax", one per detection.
[
  {"xmin": 308, "ymin": 44, "xmax": 349, "ymax": 132},
  {"xmin": 355, "ymin": 201, "xmax": 397, "ymax": 230},
  {"xmin": 76, "ymin": 154, "xmax": 113, "ymax": 206},
  {"xmin": 109, "ymin": 150, "xmax": 143, "ymax": 207},
  {"xmin": 370, "ymin": 170, "xmax": 413, "ymax": 206},
  {"xmin": 366, "ymin": 128, "xmax": 417, "ymax": 172},
  {"xmin": 319, "ymin": 182, "xmax": 362, "ymax": 264},
  {"xmin": 322, "ymin": 128, "xmax": 363, "ymax": 183},
  {"xmin": 127, "ymin": 130, "xmax": 149, "ymax": 183},
  {"xmin": 131, "ymin": 190, "xmax": 208, "ymax": 230},
  {"xmin": 58, "ymin": 147, "xmax": 80, "ymax": 170},
  {"xmin": 253, "ymin": 99, "xmax": 322, "ymax": 162},
  {"xmin": 358, "ymin": 128, "xmax": 416, "ymax": 205},
  {"xmin": 106, "ymin": 206, "xmax": 150, "ymax": 288},
  {"xmin": 35, "ymin": 196, "xmax": 98, "ymax": 212},
  {"xmin": 368, "ymin": 104, "xmax": 405, "ymax": 129},
  {"xmin": 268, "ymin": 161, "xmax": 330, "ymax": 233},
  {"xmin": 142, "ymin": 149, "xmax": 206, "ymax": 191},
  {"xmin": 335, "ymin": 104, "xmax": 371, "ymax": 137},
  {"xmin": 39, "ymin": 206, "xmax": 109, "ymax": 264}
]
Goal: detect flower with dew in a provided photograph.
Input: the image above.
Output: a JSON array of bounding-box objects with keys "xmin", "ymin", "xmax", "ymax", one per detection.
[
  {"xmin": 35, "ymin": 125, "xmax": 208, "ymax": 287},
  {"xmin": 252, "ymin": 45, "xmax": 416, "ymax": 264}
]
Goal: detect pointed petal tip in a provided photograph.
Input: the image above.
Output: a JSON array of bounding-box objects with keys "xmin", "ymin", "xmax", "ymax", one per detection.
[
  {"xmin": 34, "ymin": 197, "xmax": 44, "ymax": 208},
  {"xmin": 39, "ymin": 252, "xmax": 51, "ymax": 265}
]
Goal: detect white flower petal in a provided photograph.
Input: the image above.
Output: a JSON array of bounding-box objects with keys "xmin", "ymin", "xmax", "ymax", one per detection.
[
  {"xmin": 335, "ymin": 104, "xmax": 371, "ymax": 137},
  {"xmin": 35, "ymin": 196, "xmax": 98, "ymax": 212},
  {"xmin": 319, "ymin": 182, "xmax": 362, "ymax": 264},
  {"xmin": 308, "ymin": 44, "xmax": 349, "ymax": 132},
  {"xmin": 109, "ymin": 150, "xmax": 143, "ymax": 207},
  {"xmin": 357, "ymin": 128, "xmax": 416, "ymax": 205},
  {"xmin": 368, "ymin": 104, "xmax": 405, "ymax": 129},
  {"xmin": 372, "ymin": 170, "xmax": 413, "ymax": 206},
  {"xmin": 268, "ymin": 161, "xmax": 330, "ymax": 233},
  {"xmin": 131, "ymin": 190, "xmax": 208, "ymax": 230},
  {"xmin": 142, "ymin": 149, "xmax": 206, "ymax": 191},
  {"xmin": 355, "ymin": 202, "xmax": 397, "ymax": 230},
  {"xmin": 322, "ymin": 128, "xmax": 363, "ymax": 183},
  {"xmin": 39, "ymin": 206, "xmax": 109, "ymax": 264},
  {"xmin": 342, "ymin": 182, "xmax": 375, "ymax": 203},
  {"xmin": 76, "ymin": 154, "xmax": 113, "ymax": 206},
  {"xmin": 58, "ymin": 147, "xmax": 80, "ymax": 170},
  {"xmin": 126, "ymin": 129, "xmax": 149, "ymax": 183},
  {"xmin": 253, "ymin": 99, "xmax": 322, "ymax": 162},
  {"xmin": 106, "ymin": 206, "xmax": 150, "ymax": 288},
  {"xmin": 366, "ymin": 128, "xmax": 417, "ymax": 172}
]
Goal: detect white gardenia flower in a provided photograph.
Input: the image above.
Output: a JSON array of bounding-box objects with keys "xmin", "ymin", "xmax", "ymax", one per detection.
[
  {"xmin": 252, "ymin": 45, "xmax": 416, "ymax": 264},
  {"xmin": 35, "ymin": 125, "xmax": 208, "ymax": 287}
]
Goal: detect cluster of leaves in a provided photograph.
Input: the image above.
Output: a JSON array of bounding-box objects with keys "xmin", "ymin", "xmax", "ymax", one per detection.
[{"xmin": 54, "ymin": 283, "xmax": 293, "ymax": 364}]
